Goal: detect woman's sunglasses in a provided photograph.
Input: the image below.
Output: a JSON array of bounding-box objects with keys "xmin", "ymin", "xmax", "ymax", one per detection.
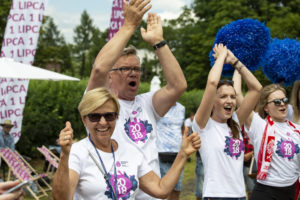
[
  {"xmin": 217, "ymin": 80, "xmax": 234, "ymax": 88},
  {"xmin": 86, "ymin": 112, "xmax": 118, "ymax": 122},
  {"xmin": 267, "ymin": 97, "xmax": 289, "ymax": 106}
]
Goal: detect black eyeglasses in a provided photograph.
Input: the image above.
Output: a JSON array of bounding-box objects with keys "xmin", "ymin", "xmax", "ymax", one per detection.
[
  {"xmin": 267, "ymin": 97, "xmax": 289, "ymax": 106},
  {"xmin": 86, "ymin": 112, "xmax": 118, "ymax": 122},
  {"xmin": 110, "ymin": 67, "xmax": 142, "ymax": 74}
]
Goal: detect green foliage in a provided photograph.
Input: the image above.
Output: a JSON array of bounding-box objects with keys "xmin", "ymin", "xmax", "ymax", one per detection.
[
  {"xmin": 0, "ymin": 0, "xmax": 12, "ymax": 47},
  {"xmin": 138, "ymin": 82, "xmax": 150, "ymax": 94},
  {"xmin": 72, "ymin": 11, "xmax": 107, "ymax": 78},
  {"xmin": 73, "ymin": 10, "xmax": 95, "ymax": 52},
  {"xmin": 34, "ymin": 16, "xmax": 73, "ymax": 75},
  {"xmin": 178, "ymin": 89, "xmax": 203, "ymax": 118},
  {"xmin": 17, "ymin": 79, "xmax": 89, "ymax": 157}
]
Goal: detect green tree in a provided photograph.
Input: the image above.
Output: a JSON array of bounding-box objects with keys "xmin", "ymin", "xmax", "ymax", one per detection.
[
  {"xmin": 34, "ymin": 16, "xmax": 73, "ymax": 75},
  {"xmin": 0, "ymin": 0, "xmax": 12, "ymax": 48},
  {"xmin": 73, "ymin": 10, "xmax": 97, "ymax": 78},
  {"xmin": 85, "ymin": 27, "xmax": 107, "ymax": 77}
]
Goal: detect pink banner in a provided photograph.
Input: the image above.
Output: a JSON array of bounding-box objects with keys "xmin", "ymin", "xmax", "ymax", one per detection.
[
  {"xmin": 0, "ymin": 0, "xmax": 47, "ymax": 143},
  {"xmin": 107, "ymin": 0, "xmax": 128, "ymax": 40}
]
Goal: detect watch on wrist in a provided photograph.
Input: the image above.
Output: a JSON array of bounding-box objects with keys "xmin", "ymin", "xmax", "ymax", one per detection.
[{"xmin": 152, "ymin": 40, "xmax": 167, "ymax": 50}]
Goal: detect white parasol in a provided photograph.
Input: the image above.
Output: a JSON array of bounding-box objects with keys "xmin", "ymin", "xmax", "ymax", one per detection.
[{"xmin": 0, "ymin": 58, "xmax": 79, "ymax": 81}]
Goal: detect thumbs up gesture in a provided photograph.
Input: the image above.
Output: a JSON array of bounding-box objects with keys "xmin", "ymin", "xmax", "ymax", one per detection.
[
  {"xmin": 180, "ymin": 127, "xmax": 201, "ymax": 156},
  {"xmin": 58, "ymin": 121, "xmax": 74, "ymax": 156}
]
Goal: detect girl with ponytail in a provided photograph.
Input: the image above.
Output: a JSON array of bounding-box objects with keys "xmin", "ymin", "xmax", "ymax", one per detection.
[{"xmin": 193, "ymin": 44, "xmax": 262, "ymax": 200}]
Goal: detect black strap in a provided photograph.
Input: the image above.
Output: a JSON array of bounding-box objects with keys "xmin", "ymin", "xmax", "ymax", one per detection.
[{"xmin": 152, "ymin": 40, "xmax": 167, "ymax": 50}]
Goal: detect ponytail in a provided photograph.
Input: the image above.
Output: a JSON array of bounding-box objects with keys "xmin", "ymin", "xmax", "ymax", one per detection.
[{"xmin": 227, "ymin": 117, "xmax": 240, "ymax": 139}]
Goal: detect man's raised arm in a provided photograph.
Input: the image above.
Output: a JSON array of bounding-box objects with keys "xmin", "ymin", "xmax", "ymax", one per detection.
[
  {"xmin": 141, "ymin": 13, "xmax": 187, "ymax": 116},
  {"xmin": 87, "ymin": 0, "xmax": 151, "ymax": 91}
]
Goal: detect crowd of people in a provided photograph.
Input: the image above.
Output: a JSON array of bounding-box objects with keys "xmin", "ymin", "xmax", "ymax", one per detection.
[
  {"xmin": 50, "ymin": 0, "xmax": 299, "ymax": 199},
  {"xmin": 0, "ymin": 0, "xmax": 299, "ymax": 199}
]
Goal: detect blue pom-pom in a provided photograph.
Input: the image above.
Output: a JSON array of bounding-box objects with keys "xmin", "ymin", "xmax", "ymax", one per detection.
[
  {"xmin": 209, "ymin": 19, "xmax": 271, "ymax": 76},
  {"xmin": 262, "ymin": 38, "xmax": 300, "ymax": 86}
]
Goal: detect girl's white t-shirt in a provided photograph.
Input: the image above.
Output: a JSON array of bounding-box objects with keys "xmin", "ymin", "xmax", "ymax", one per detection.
[{"xmin": 192, "ymin": 113, "xmax": 246, "ymax": 198}]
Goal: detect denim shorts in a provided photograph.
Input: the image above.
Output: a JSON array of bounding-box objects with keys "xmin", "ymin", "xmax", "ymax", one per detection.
[
  {"xmin": 159, "ymin": 159, "xmax": 184, "ymax": 191},
  {"xmin": 195, "ymin": 154, "xmax": 204, "ymax": 198}
]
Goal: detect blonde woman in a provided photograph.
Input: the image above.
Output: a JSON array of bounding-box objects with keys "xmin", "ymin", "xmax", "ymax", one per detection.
[
  {"xmin": 52, "ymin": 88, "xmax": 201, "ymax": 200},
  {"xmin": 245, "ymin": 84, "xmax": 300, "ymax": 200}
]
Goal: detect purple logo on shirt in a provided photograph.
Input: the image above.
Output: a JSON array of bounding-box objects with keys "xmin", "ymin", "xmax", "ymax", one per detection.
[
  {"xmin": 105, "ymin": 171, "xmax": 138, "ymax": 200},
  {"xmin": 276, "ymin": 139, "xmax": 300, "ymax": 160},
  {"xmin": 116, "ymin": 161, "xmax": 121, "ymax": 167},
  {"xmin": 124, "ymin": 117, "xmax": 153, "ymax": 144},
  {"xmin": 224, "ymin": 136, "xmax": 244, "ymax": 159}
]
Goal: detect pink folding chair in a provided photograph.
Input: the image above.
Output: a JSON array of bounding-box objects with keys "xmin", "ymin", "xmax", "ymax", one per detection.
[{"xmin": 0, "ymin": 148, "xmax": 51, "ymax": 199}]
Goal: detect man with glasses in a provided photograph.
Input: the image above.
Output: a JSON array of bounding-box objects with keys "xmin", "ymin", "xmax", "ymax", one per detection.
[{"xmin": 87, "ymin": 1, "xmax": 187, "ymax": 199}]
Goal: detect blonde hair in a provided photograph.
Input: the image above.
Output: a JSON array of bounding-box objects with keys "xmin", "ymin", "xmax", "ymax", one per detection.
[
  {"xmin": 257, "ymin": 84, "xmax": 286, "ymax": 119},
  {"xmin": 291, "ymin": 80, "xmax": 300, "ymax": 122},
  {"xmin": 78, "ymin": 87, "xmax": 120, "ymax": 117}
]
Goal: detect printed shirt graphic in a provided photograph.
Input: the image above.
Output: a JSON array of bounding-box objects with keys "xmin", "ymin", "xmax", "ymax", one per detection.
[
  {"xmin": 224, "ymin": 133, "xmax": 244, "ymax": 159},
  {"xmin": 276, "ymin": 138, "xmax": 300, "ymax": 160},
  {"xmin": 105, "ymin": 169, "xmax": 138, "ymax": 199},
  {"xmin": 124, "ymin": 116, "xmax": 153, "ymax": 144},
  {"xmin": 247, "ymin": 113, "xmax": 300, "ymax": 187},
  {"xmin": 69, "ymin": 138, "xmax": 151, "ymax": 200},
  {"xmin": 192, "ymin": 112, "xmax": 246, "ymax": 198}
]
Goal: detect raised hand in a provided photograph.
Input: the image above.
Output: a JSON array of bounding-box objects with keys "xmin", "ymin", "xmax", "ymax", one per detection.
[
  {"xmin": 58, "ymin": 121, "xmax": 74, "ymax": 156},
  {"xmin": 212, "ymin": 43, "xmax": 228, "ymax": 60},
  {"xmin": 180, "ymin": 127, "xmax": 201, "ymax": 156},
  {"xmin": 123, "ymin": 0, "xmax": 152, "ymax": 29},
  {"xmin": 141, "ymin": 12, "xmax": 163, "ymax": 45},
  {"xmin": 226, "ymin": 49, "xmax": 239, "ymax": 65}
]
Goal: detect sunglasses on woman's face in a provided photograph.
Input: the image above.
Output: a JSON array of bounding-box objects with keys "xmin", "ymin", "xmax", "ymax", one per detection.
[
  {"xmin": 86, "ymin": 112, "xmax": 118, "ymax": 122},
  {"xmin": 267, "ymin": 97, "xmax": 289, "ymax": 106}
]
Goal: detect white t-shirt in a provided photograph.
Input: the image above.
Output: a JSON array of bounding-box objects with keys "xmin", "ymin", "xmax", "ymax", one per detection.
[
  {"xmin": 184, "ymin": 118, "xmax": 192, "ymax": 128},
  {"xmin": 111, "ymin": 92, "xmax": 161, "ymax": 200},
  {"xmin": 192, "ymin": 113, "xmax": 246, "ymax": 198},
  {"xmin": 156, "ymin": 102, "xmax": 185, "ymax": 153},
  {"xmin": 69, "ymin": 137, "xmax": 152, "ymax": 200},
  {"xmin": 247, "ymin": 113, "xmax": 300, "ymax": 187}
]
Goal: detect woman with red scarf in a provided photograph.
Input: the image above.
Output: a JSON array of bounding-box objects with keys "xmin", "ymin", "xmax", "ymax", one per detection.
[{"xmin": 245, "ymin": 84, "xmax": 300, "ymax": 200}]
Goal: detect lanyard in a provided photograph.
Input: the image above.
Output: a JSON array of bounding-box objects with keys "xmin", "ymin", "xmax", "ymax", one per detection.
[{"xmin": 88, "ymin": 134, "xmax": 118, "ymax": 200}]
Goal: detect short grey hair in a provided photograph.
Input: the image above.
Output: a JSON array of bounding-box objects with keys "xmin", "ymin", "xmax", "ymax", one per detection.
[{"xmin": 121, "ymin": 45, "xmax": 138, "ymax": 56}]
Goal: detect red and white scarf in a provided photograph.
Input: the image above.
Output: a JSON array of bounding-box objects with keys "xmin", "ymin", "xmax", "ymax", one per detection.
[{"xmin": 257, "ymin": 116, "xmax": 300, "ymax": 180}]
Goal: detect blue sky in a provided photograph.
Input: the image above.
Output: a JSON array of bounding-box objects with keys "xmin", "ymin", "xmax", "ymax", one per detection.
[{"xmin": 45, "ymin": 0, "xmax": 193, "ymax": 43}]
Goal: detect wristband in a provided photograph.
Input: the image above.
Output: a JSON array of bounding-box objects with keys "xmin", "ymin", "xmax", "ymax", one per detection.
[{"xmin": 153, "ymin": 40, "xmax": 167, "ymax": 50}]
